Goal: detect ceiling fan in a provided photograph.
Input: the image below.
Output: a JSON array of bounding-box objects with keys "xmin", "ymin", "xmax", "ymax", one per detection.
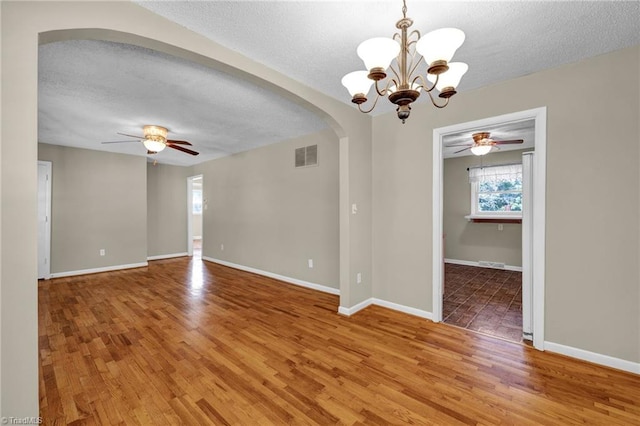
[
  {"xmin": 447, "ymin": 132, "xmax": 523, "ymax": 156},
  {"xmin": 101, "ymin": 125, "xmax": 199, "ymax": 156}
]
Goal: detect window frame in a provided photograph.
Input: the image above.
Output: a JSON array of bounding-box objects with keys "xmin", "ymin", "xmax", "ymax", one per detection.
[{"xmin": 469, "ymin": 163, "xmax": 523, "ymax": 219}]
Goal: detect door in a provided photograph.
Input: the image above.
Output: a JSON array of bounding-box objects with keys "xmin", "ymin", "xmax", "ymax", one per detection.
[{"xmin": 38, "ymin": 161, "xmax": 52, "ymax": 279}]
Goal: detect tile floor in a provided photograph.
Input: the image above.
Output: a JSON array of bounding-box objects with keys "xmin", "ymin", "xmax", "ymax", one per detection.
[{"xmin": 443, "ymin": 263, "xmax": 523, "ymax": 342}]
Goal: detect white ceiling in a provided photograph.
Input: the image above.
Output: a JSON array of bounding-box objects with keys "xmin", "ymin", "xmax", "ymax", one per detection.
[{"xmin": 38, "ymin": 1, "xmax": 640, "ymax": 166}]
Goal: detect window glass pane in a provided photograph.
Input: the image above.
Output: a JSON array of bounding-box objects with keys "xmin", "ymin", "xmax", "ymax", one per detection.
[
  {"xmin": 478, "ymin": 192, "xmax": 522, "ymax": 212},
  {"xmin": 479, "ymin": 176, "xmax": 522, "ymax": 193},
  {"xmin": 193, "ymin": 189, "xmax": 202, "ymax": 214}
]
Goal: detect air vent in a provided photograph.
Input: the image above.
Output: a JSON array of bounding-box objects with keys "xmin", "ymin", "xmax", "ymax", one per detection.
[{"xmin": 295, "ymin": 145, "xmax": 318, "ymax": 168}]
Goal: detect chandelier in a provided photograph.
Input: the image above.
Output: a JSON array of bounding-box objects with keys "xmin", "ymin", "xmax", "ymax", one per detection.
[{"xmin": 341, "ymin": 0, "xmax": 468, "ymax": 123}]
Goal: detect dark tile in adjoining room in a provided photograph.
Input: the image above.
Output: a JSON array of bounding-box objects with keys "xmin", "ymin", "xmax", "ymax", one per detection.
[{"xmin": 443, "ymin": 263, "xmax": 522, "ymax": 342}]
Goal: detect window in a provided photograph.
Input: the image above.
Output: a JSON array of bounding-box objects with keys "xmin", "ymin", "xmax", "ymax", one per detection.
[
  {"xmin": 469, "ymin": 163, "xmax": 522, "ymax": 217},
  {"xmin": 192, "ymin": 189, "xmax": 202, "ymax": 214}
]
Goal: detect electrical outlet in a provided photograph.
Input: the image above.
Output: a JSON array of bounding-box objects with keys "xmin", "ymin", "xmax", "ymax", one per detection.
[
  {"xmin": 220, "ymin": 243, "xmax": 224, "ymax": 251},
  {"xmin": 356, "ymin": 272, "xmax": 362, "ymax": 284},
  {"xmin": 99, "ymin": 249, "xmax": 105, "ymax": 256},
  {"xmin": 308, "ymin": 259, "xmax": 314, "ymax": 268},
  {"xmin": 351, "ymin": 203, "xmax": 358, "ymax": 214},
  {"xmin": 498, "ymin": 224, "xmax": 504, "ymax": 231}
]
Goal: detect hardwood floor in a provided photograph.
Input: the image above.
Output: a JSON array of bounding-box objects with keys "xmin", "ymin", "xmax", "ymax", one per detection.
[{"xmin": 39, "ymin": 257, "xmax": 640, "ymax": 425}]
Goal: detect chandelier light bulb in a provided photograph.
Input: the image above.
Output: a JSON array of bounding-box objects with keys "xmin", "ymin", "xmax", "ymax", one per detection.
[
  {"xmin": 470, "ymin": 145, "xmax": 492, "ymax": 156},
  {"xmin": 357, "ymin": 38, "xmax": 401, "ymax": 72},
  {"xmin": 416, "ymin": 28, "xmax": 465, "ymax": 67}
]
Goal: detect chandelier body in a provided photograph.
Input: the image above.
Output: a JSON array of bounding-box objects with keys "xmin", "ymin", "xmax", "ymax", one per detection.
[{"xmin": 342, "ymin": 0, "xmax": 468, "ymax": 123}]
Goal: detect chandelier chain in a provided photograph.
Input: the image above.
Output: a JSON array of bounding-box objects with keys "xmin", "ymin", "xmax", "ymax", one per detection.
[{"xmin": 402, "ymin": 0, "xmax": 407, "ymax": 19}]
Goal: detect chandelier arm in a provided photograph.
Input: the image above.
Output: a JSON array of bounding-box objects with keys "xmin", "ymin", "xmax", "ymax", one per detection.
[
  {"xmin": 357, "ymin": 92, "xmax": 383, "ymax": 114},
  {"xmin": 413, "ymin": 74, "xmax": 437, "ymax": 93},
  {"xmin": 425, "ymin": 90, "xmax": 451, "ymax": 109},
  {"xmin": 374, "ymin": 80, "xmax": 387, "ymax": 97}
]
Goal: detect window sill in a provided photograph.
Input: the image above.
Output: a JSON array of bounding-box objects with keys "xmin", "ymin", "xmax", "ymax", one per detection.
[{"xmin": 465, "ymin": 215, "xmax": 522, "ymax": 224}]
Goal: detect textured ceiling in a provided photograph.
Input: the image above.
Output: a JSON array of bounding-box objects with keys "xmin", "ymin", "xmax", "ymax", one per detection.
[
  {"xmin": 38, "ymin": 1, "xmax": 640, "ymax": 166},
  {"xmin": 38, "ymin": 40, "xmax": 328, "ymax": 166}
]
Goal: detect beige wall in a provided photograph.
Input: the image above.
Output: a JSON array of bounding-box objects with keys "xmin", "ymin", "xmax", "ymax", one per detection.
[
  {"xmin": 444, "ymin": 149, "xmax": 529, "ymax": 267},
  {"xmin": 147, "ymin": 163, "xmax": 192, "ymax": 257},
  {"xmin": 193, "ymin": 129, "xmax": 339, "ymax": 289},
  {"xmin": 373, "ymin": 46, "xmax": 640, "ymax": 363},
  {"xmin": 38, "ymin": 144, "xmax": 147, "ymax": 273}
]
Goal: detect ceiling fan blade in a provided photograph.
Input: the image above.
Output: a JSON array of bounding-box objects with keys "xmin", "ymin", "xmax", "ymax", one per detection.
[
  {"xmin": 445, "ymin": 143, "xmax": 473, "ymax": 148},
  {"xmin": 168, "ymin": 144, "xmax": 199, "ymax": 156},
  {"xmin": 166, "ymin": 139, "xmax": 192, "ymax": 146},
  {"xmin": 116, "ymin": 132, "xmax": 144, "ymax": 139},
  {"xmin": 101, "ymin": 140, "xmax": 140, "ymax": 144},
  {"xmin": 454, "ymin": 147, "xmax": 472, "ymax": 154},
  {"xmin": 494, "ymin": 139, "xmax": 524, "ymax": 145}
]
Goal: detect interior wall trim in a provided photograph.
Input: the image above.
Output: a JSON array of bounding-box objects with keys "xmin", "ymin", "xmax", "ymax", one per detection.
[
  {"xmin": 49, "ymin": 262, "xmax": 148, "ymax": 278},
  {"xmin": 444, "ymin": 258, "xmax": 523, "ymax": 272},
  {"xmin": 338, "ymin": 297, "xmax": 433, "ymax": 320},
  {"xmin": 338, "ymin": 298, "xmax": 373, "ymax": 316},
  {"xmin": 372, "ymin": 298, "xmax": 433, "ymax": 320},
  {"xmin": 545, "ymin": 341, "xmax": 640, "ymax": 375},
  {"xmin": 202, "ymin": 256, "xmax": 340, "ymax": 296},
  {"xmin": 147, "ymin": 253, "xmax": 188, "ymax": 261}
]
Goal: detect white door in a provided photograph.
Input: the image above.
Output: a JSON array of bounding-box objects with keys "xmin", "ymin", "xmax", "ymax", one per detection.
[
  {"xmin": 38, "ymin": 161, "xmax": 52, "ymax": 279},
  {"xmin": 521, "ymin": 152, "xmax": 534, "ymax": 340}
]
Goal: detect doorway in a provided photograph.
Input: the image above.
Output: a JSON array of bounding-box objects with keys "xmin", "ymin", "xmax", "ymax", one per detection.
[
  {"xmin": 187, "ymin": 175, "xmax": 203, "ymax": 258},
  {"xmin": 432, "ymin": 107, "xmax": 547, "ymax": 350}
]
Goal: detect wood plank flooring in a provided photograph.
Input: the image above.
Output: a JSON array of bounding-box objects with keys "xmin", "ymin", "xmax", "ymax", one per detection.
[{"xmin": 39, "ymin": 257, "xmax": 640, "ymax": 425}]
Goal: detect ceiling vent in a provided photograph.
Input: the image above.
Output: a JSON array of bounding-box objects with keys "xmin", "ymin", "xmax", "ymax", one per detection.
[{"xmin": 295, "ymin": 145, "xmax": 318, "ymax": 168}]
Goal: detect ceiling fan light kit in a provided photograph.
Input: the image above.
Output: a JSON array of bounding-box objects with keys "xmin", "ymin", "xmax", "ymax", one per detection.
[
  {"xmin": 101, "ymin": 125, "xmax": 200, "ymax": 157},
  {"xmin": 341, "ymin": 0, "xmax": 468, "ymax": 123},
  {"xmin": 142, "ymin": 125, "xmax": 168, "ymax": 152},
  {"xmin": 470, "ymin": 144, "xmax": 492, "ymax": 156}
]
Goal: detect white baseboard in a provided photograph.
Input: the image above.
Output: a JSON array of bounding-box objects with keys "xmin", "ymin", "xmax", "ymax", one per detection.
[
  {"xmin": 372, "ymin": 298, "xmax": 433, "ymax": 320},
  {"xmin": 338, "ymin": 298, "xmax": 373, "ymax": 316},
  {"xmin": 202, "ymin": 256, "xmax": 340, "ymax": 295},
  {"xmin": 445, "ymin": 258, "xmax": 523, "ymax": 272},
  {"xmin": 50, "ymin": 262, "xmax": 148, "ymax": 278},
  {"xmin": 147, "ymin": 252, "xmax": 188, "ymax": 261},
  {"xmin": 338, "ymin": 297, "xmax": 433, "ymax": 321},
  {"xmin": 545, "ymin": 341, "xmax": 640, "ymax": 375}
]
